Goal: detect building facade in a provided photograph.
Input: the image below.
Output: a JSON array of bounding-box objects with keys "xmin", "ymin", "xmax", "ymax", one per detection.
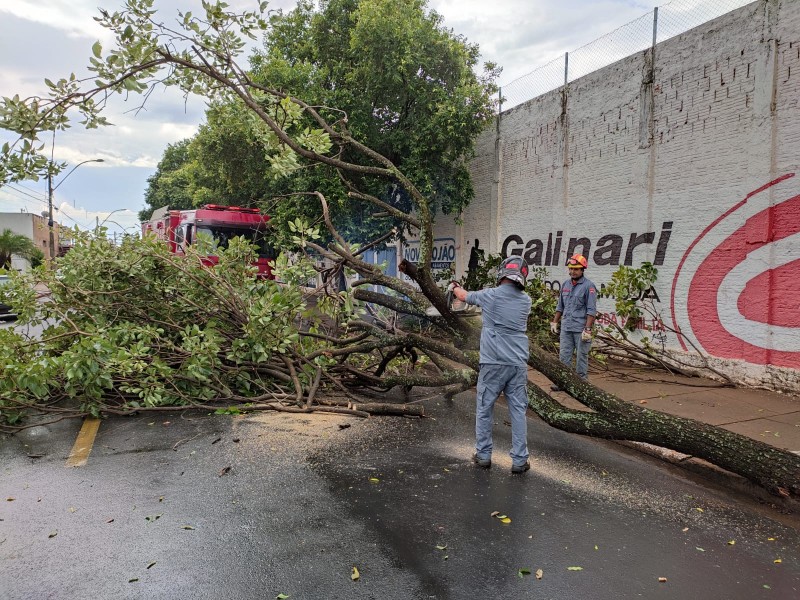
[
  {"xmin": 0, "ymin": 212, "xmax": 59, "ymax": 270},
  {"xmin": 431, "ymin": 0, "xmax": 799, "ymax": 389}
]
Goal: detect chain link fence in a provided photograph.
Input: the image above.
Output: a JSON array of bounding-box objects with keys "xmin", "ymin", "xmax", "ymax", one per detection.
[{"xmin": 499, "ymin": 0, "xmax": 757, "ymax": 111}]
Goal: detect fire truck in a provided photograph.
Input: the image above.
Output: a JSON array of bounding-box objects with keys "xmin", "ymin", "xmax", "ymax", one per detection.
[{"xmin": 141, "ymin": 204, "xmax": 274, "ymax": 278}]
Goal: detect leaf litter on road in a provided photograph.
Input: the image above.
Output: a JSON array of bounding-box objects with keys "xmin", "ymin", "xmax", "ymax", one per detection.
[{"xmin": 490, "ymin": 511, "xmax": 512, "ymax": 524}]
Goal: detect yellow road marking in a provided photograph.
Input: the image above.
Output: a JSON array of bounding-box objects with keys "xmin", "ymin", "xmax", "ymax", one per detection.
[{"xmin": 65, "ymin": 418, "xmax": 101, "ymax": 467}]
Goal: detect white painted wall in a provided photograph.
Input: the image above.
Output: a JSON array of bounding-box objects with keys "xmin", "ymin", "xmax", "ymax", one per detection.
[{"xmin": 440, "ymin": 0, "xmax": 799, "ymax": 389}]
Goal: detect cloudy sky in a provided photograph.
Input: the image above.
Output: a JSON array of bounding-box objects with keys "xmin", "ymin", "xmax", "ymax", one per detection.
[{"xmin": 0, "ymin": 0, "xmax": 746, "ymax": 236}]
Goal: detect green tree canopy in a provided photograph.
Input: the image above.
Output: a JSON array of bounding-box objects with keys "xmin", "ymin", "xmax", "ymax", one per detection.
[
  {"xmin": 143, "ymin": 0, "xmax": 499, "ymax": 245},
  {"xmin": 139, "ymin": 139, "xmax": 194, "ymax": 222}
]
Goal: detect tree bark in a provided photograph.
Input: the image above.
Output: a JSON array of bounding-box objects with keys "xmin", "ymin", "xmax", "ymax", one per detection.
[{"xmin": 526, "ymin": 342, "xmax": 800, "ymax": 497}]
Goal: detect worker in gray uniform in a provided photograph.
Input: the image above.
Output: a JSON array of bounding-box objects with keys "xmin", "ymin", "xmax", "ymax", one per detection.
[
  {"xmin": 550, "ymin": 253, "xmax": 597, "ymax": 391},
  {"xmin": 450, "ymin": 256, "xmax": 533, "ymax": 473}
]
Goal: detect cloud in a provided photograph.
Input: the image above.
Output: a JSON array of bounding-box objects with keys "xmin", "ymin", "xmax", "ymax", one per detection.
[
  {"xmin": 0, "ymin": 1, "xmax": 110, "ymax": 42},
  {"xmin": 159, "ymin": 122, "xmax": 200, "ymax": 142},
  {"xmin": 431, "ymin": 0, "xmax": 664, "ymax": 84},
  {"xmin": 0, "ymin": 186, "xmax": 49, "ymax": 216},
  {"xmin": 2, "ymin": 0, "xmax": 754, "ymax": 228},
  {"xmin": 57, "ymin": 203, "xmax": 140, "ymax": 235}
]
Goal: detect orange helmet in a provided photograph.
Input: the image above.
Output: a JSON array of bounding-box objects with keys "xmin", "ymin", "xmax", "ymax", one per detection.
[{"xmin": 566, "ymin": 254, "xmax": 588, "ymax": 269}]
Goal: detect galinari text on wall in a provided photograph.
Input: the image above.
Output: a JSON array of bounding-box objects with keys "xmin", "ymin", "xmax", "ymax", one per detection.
[{"xmin": 495, "ymin": 175, "xmax": 800, "ymax": 369}]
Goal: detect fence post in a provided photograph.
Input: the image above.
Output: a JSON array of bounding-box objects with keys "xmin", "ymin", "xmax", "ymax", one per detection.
[
  {"xmin": 652, "ymin": 6, "xmax": 658, "ymax": 48},
  {"xmin": 490, "ymin": 88, "xmax": 503, "ymax": 255},
  {"xmin": 639, "ymin": 8, "xmax": 657, "ymax": 149}
]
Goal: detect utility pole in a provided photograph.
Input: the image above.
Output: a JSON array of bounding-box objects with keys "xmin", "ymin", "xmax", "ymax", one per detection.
[
  {"xmin": 46, "ymin": 158, "xmax": 104, "ymax": 263},
  {"xmin": 47, "ymin": 171, "xmax": 56, "ymax": 262}
]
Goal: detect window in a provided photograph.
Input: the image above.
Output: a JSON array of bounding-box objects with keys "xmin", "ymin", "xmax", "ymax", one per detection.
[
  {"xmin": 194, "ymin": 225, "xmax": 274, "ymax": 258},
  {"xmin": 174, "ymin": 225, "xmax": 186, "ymax": 251}
]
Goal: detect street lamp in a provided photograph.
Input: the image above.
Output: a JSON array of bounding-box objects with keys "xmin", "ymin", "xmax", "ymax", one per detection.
[
  {"xmin": 95, "ymin": 208, "xmax": 129, "ymax": 238},
  {"xmin": 47, "ymin": 158, "xmax": 104, "ymax": 260}
]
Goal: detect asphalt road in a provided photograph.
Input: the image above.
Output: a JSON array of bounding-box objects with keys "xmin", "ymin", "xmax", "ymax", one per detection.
[{"xmin": 1, "ymin": 390, "xmax": 799, "ymax": 599}]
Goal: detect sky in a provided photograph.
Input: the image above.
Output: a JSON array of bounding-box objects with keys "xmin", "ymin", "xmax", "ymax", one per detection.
[{"xmin": 0, "ymin": 0, "xmax": 744, "ymax": 237}]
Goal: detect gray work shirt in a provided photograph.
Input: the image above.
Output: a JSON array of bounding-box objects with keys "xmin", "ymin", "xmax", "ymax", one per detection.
[
  {"xmin": 556, "ymin": 275, "xmax": 598, "ymax": 332},
  {"xmin": 465, "ymin": 283, "xmax": 532, "ymax": 365}
]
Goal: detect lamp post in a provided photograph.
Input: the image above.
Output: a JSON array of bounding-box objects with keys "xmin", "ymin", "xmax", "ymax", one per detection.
[{"xmin": 47, "ymin": 158, "xmax": 104, "ymax": 260}]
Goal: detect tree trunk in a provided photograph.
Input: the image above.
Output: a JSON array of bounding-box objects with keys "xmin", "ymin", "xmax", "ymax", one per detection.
[{"xmin": 526, "ymin": 342, "xmax": 800, "ymax": 498}]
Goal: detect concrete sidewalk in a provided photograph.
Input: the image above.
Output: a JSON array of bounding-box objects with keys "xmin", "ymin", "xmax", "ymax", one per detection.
[{"xmin": 527, "ymin": 361, "xmax": 800, "ymax": 499}]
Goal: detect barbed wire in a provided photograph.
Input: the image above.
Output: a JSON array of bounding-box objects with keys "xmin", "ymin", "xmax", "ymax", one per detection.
[{"xmin": 500, "ymin": 0, "xmax": 756, "ymax": 111}]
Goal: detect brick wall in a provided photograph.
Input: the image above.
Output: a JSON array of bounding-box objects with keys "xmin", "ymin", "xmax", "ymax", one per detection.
[{"xmin": 441, "ymin": 0, "xmax": 799, "ymax": 389}]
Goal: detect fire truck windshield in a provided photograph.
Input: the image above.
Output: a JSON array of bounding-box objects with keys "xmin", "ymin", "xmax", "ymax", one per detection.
[{"xmin": 195, "ymin": 225, "xmax": 273, "ymax": 258}]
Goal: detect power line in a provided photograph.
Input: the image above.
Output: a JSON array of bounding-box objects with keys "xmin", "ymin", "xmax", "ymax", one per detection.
[
  {"xmin": 57, "ymin": 211, "xmax": 92, "ymax": 230},
  {"xmin": 13, "ymin": 181, "xmax": 45, "ymax": 196},
  {"xmin": 5, "ymin": 184, "xmax": 47, "ymax": 204}
]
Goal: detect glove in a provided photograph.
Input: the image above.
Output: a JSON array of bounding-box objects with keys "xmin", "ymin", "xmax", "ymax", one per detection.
[
  {"xmin": 550, "ymin": 321, "xmax": 559, "ymax": 335},
  {"xmin": 581, "ymin": 328, "xmax": 593, "ymax": 343}
]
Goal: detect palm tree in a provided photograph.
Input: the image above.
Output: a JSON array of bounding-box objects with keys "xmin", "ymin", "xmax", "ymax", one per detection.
[{"xmin": 0, "ymin": 228, "xmax": 38, "ymax": 270}]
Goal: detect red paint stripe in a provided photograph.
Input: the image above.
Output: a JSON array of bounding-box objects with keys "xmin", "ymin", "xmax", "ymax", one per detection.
[
  {"xmin": 669, "ymin": 174, "xmax": 795, "ymax": 351},
  {"xmin": 686, "ymin": 194, "xmax": 800, "ymax": 367}
]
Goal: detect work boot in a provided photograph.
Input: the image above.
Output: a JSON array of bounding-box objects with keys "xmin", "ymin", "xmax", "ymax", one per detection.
[
  {"xmin": 511, "ymin": 461, "xmax": 531, "ymax": 474},
  {"xmin": 472, "ymin": 453, "xmax": 491, "ymax": 468}
]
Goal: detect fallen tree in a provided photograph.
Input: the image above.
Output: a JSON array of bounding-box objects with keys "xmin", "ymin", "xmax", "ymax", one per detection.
[{"xmin": 0, "ymin": 0, "xmax": 797, "ymax": 498}]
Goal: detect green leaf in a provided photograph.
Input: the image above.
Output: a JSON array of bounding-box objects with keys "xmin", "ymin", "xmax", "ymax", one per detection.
[
  {"xmin": 92, "ymin": 40, "xmax": 102, "ymax": 58},
  {"xmin": 567, "ymin": 566, "xmax": 583, "ymax": 571},
  {"xmin": 518, "ymin": 568, "xmax": 531, "ymax": 578},
  {"xmin": 276, "ymin": 595, "xmax": 289, "ymax": 599}
]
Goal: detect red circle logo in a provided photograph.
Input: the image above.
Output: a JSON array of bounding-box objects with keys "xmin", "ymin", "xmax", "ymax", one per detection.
[{"xmin": 671, "ymin": 174, "xmax": 800, "ymax": 368}]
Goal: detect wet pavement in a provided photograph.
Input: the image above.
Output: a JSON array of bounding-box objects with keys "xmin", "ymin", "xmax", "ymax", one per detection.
[{"xmin": 1, "ymin": 390, "xmax": 799, "ymax": 599}]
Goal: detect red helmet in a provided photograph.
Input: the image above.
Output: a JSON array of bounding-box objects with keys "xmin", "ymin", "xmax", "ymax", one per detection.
[{"xmin": 566, "ymin": 254, "xmax": 588, "ymax": 269}]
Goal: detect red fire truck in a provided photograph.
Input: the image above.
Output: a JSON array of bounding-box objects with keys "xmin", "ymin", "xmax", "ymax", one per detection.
[{"xmin": 141, "ymin": 204, "xmax": 274, "ymax": 278}]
